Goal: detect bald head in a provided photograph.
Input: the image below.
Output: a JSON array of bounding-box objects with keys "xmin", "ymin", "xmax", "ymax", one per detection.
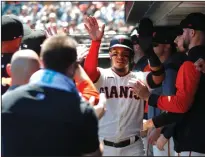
[{"xmin": 10, "ymin": 49, "xmax": 41, "ymax": 85}]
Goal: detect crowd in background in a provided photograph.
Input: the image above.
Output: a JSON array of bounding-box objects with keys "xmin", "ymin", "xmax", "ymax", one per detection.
[
  {"xmin": 2, "ymin": 1, "xmax": 205, "ymax": 156},
  {"xmin": 2, "ymin": 1, "xmax": 134, "ymax": 35}
]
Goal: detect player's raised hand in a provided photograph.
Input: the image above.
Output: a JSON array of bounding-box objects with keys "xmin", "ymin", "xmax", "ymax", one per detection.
[
  {"xmin": 84, "ymin": 16, "xmax": 105, "ymax": 41},
  {"xmin": 44, "ymin": 23, "xmax": 67, "ymax": 37}
]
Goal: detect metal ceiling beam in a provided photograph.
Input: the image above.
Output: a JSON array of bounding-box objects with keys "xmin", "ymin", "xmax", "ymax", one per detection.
[
  {"xmin": 125, "ymin": 1, "xmax": 152, "ymax": 25},
  {"xmin": 148, "ymin": 2, "xmax": 183, "ymax": 25}
]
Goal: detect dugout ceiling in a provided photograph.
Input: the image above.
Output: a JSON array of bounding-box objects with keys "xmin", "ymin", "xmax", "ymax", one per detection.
[{"xmin": 125, "ymin": 1, "xmax": 205, "ymax": 26}]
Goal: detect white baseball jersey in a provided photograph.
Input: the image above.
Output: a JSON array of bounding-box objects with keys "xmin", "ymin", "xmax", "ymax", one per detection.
[{"xmin": 95, "ymin": 67, "xmax": 150, "ymax": 143}]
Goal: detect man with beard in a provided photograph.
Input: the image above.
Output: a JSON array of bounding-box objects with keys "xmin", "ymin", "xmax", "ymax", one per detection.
[{"xmin": 132, "ymin": 12, "xmax": 205, "ymax": 156}]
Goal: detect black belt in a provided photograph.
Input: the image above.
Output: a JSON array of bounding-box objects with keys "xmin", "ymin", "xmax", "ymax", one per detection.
[{"xmin": 103, "ymin": 135, "xmax": 139, "ymax": 148}]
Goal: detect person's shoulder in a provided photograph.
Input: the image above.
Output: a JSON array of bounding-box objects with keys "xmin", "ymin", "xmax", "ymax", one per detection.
[
  {"xmin": 165, "ymin": 53, "xmax": 188, "ymax": 71},
  {"xmin": 2, "ymin": 84, "xmax": 32, "ymax": 111},
  {"xmin": 2, "ymin": 84, "xmax": 29, "ymax": 98},
  {"xmin": 2, "ymin": 84, "xmax": 79, "ymax": 103}
]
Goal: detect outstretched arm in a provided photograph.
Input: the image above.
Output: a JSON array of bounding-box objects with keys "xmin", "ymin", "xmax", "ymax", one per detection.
[
  {"xmin": 83, "ymin": 16, "xmax": 105, "ymax": 82},
  {"xmin": 75, "ymin": 64, "xmax": 106, "ymax": 119},
  {"xmin": 134, "ymin": 62, "xmax": 200, "ymax": 113},
  {"xmin": 138, "ymin": 18, "xmax": 165, "ymax": 88}
]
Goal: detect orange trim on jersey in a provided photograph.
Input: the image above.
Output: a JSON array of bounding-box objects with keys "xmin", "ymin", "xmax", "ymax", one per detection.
[
  {"xmin": 157, "ymin": 61, "xmax": 201, "ymax": 113},
  {"xmin": 76, "ymin": 79, "xmax": 100, "ymax": 106}
]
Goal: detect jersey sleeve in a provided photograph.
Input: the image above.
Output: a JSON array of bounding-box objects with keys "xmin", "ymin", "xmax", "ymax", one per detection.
[
  {"xmin": 84, "ymin": 41, "xmax": 101, "ymax": 82},
  {"xmin": 162, "ymin": 68, "xmax": 177, "ymax": 95},
  {"xmin": 148, "ymin": 61, "xmax": 201, "ymax": 113},
  {"xmin": 76, "ymin": 80, "xmax": 100, "ymax": 105},
  {"xmin": 152, "ymin": 112, "xmax": 184, "ymax": 128},
  {"xmin": 161, "ymin": 123, "xmax": 176, "ymax": 139}
]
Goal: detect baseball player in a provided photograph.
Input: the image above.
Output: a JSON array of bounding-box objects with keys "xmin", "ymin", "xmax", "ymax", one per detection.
[
  {"xmin": 133, "ymin": 12, "xmax": 205, "ymax": 156},
  {"xmin": 83, "ymin": 16, "xmax": 165, "ymax": 156}
]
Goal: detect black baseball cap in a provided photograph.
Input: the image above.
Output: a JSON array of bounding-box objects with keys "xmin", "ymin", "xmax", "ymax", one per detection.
[
  {"xmin": 130, "ymin": 34, "xmax": 139, "ymax": 45},
  {"xmin": 138, "ymin": 17, "xmax": 154, "ymax": 37},
  {"xmin": 109, "ymin": 35, "xmax": 134, "ymax": 51},
  {"xmin": 176, "ymin": 25, "xmax": 184, "ymax": 36},
  {"xmin": 152, "ymin": 31, "xmax": 173, "ymax": 44},
  {"xmin": 21, "ymin": 28, "xmax": 46, "ymax": 55},
  {"xmin": 2, "ymin": 14, "xmax": 24, "ymax": 41},
  {"xmin": 180, "ymin": 12, "xmax": 205, "ymax": 32}
]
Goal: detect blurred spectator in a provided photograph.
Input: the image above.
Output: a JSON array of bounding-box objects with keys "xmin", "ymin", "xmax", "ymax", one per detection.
[{"xmin": 2, "ymin": 2, "xmax": 133, "ymax": 36}]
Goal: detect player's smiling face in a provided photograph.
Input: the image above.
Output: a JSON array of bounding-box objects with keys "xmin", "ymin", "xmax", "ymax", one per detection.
[{"xmin": 109, "ymin": 47, "xmax": 130, "ymax": 69}]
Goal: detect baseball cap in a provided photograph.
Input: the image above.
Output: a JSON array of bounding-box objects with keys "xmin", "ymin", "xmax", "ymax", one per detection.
[
  {"xmin": 176, "ymin": 25, "xmax": 183, "ymax": 36},
  {"xmin": 180, "ymin": 12, "xmax": 205, "ymax": 32},
  {"xmin": 152, "ymin": 31, "xmax": 173, "ymax": 45},
  {"xmin": 21, "ymin": 29, "xmax": 46, "ymax": 55},
  {"xmin": 2, "ymin": 14, "xmax": 24, "ymax": 41},
  {"xmin": 138, "ymin": 17, "xmax": 154, "ymax": 37},
  {"xmin": 130, "ymin": 34, "xmax": 139, "ymax": 45},
  {"xmin": 109, "ymin": 35, "xmax": 134, "ymax": 51}
]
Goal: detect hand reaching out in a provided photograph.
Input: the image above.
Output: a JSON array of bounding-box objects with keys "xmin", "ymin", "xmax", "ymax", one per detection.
[
  {"xmin": 76, "ymin": 45, "xmax": 89, "ymax": 63},
  {"xmin": 147, "ymin": 128, "xmax": 161, "ymax": 145},
  {"xmin": 195, "ymin": 58, "xmax": 205, "ymax": 73},
  {"xmin": 143, "ymin": 119, "xmax": 155, "ymax": 130},
  {"xmin": 44, "ymin": 23, "xmax": 67, "ymax": 37},
  {"xmin": 84, "ymin": 16, "xmax": 105, "ymax": 41},
  {"xmin": 91, "ymin": 93, "xmax": 107, "ymax": 120},
  {"xmin": 128, "ymin": 78, "xmax": 151, "ymax": 101},
  {"xmin": 155, "ymin": 134, "xmax": 169, "ymax": 151}
]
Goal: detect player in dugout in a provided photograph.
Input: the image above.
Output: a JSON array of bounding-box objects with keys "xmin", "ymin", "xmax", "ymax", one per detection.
[
  {"xmin": 133, "ymin": 12, "xmax": 205, "ymax": 156},
  {"xmin": 83, "ymin": 16, "xmax": 165, "ymax": 156}
]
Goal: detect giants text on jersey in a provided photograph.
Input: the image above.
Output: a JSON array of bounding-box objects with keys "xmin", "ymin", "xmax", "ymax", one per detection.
[{"xmin": 95, "ymin": 68, "xmax": 150, "ymax": 143}]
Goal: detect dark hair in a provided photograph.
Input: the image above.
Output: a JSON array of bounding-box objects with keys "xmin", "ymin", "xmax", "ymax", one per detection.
[{"xmin": 40, "ymin": 35, "xmax": 78, "ymax": 74}]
